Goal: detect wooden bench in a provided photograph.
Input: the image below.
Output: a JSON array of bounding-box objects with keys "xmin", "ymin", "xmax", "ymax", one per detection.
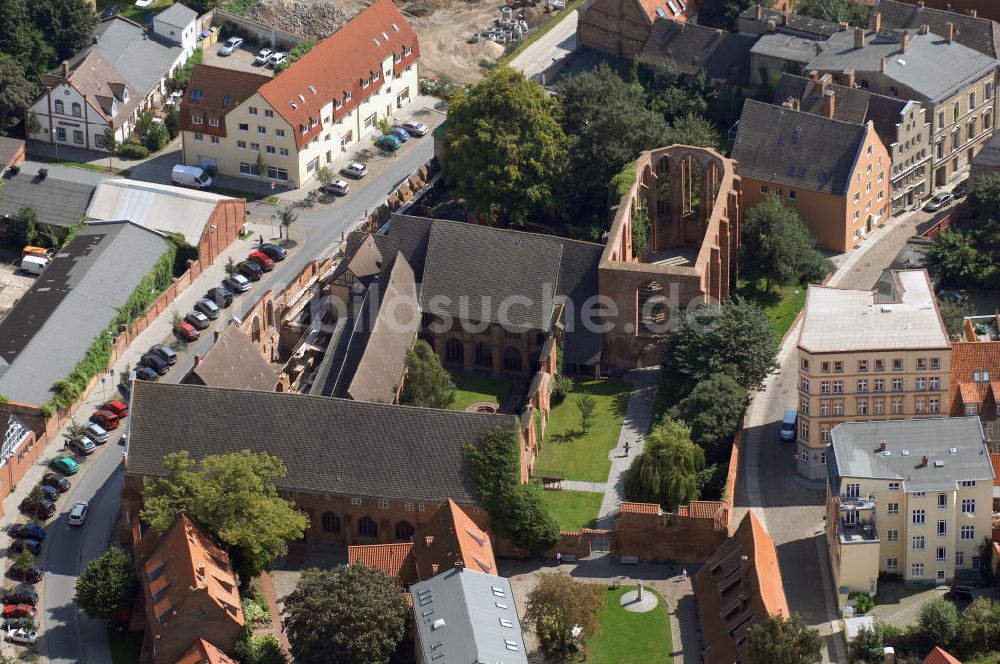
[{"xmin": 620, "ymin": 555, "xmax": 639, "ymax": 565}]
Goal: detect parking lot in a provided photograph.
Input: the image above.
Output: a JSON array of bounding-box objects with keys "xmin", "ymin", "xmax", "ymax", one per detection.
[{"xmin": 200, "ymin": 43, "xmax": 277, "ymax": 77}]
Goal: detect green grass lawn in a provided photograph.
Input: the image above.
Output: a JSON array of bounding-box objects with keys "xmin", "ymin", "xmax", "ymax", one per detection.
[
  {"xmin": 540, "ymin": 490, "xmax": 603, "ymax": 530},
  {"xmin": 585, "ymin": 586, "xmax": 672, "ymax": 663},
  {"xmin": 108, "ymin": 628, "xmax": 143, "ymax": 664},
  {"xmin": 736, "ymin": 280, "xmax": 807, "ymax": 342},
  {"xmin": 449, "ymin": 373, "xmax": 513, "ymax": 412},
  {"xmin": 97, "ymin": 0, "xmax": 175, "ymax": 23},
  {"xmin": 535, "ymin": 379, "xmax": 631, "ymax": 483}
]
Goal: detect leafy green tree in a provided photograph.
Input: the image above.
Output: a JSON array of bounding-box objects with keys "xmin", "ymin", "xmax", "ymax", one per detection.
[
  {"xmin": 26, "ymin": 110, "xmax": 41, "ymax": 138},
  {"xmin": 506, "ymin": 482, "xmax": 562, "ymax": 556},
  {"xmin": 672, "ymin": 297, "xmax": 779, "ymax": 391},
  {"xmin": 64, "ymin": 418, "xmax": 87, "ymax": 443},
  {"xmin": 315, "ymin": 166, "xmax": 334, "ymax": 188},
  {"xmin": 938, "ymin": 299, "xmax": 974, "ymax": 341},
  {"xmin": 576, "ymin": 391, "xmax": 596, "ymax": 433},
  {"xmin": 747, "ymin": 613, "xmax": 823, "ymax": 664},
  {"xmin": 141, "ymin": 450, "xmax": 308, "ymax": 581},
  {"xmin": 926, "ymin": 230, "xmax": 995, "ymax": 287},
  {"xmin": 278, "ymin": 206, "xmax": 296, "ymax": 240},
  {"xmin": 399, "ymin": 339, "xmax": 455, "ymax": 409},
  {"xmin": 8, "ymin": 206, "xmax": 39, "ymax": 246},
  {"xmin": 235, "ymin": 628, "xmax": 287, "ymax": 664},
  {"xmin": 274, "ymin": 39, "xmax": 317, "ymax": 73},
  {"xmin": 103, "ymin": 127, "xmax": 118, "ymax": 172},
  {"xmin": 652, "ymin": 85, "xmax": 709, "ymax": 122},
  {"xmin": 666, "ymin": 112, "xmax": 721, "ymax": 149},
  {"xmin": 30, "ymin": 0, "xmax": 99, "ymax": 59},
  {"xmin": 283, "ymin": 565, "xmax": 407, "ymax": 664},
  {"xmin": 741, "ymin": 197, "xmax": 832, "ymax": 290},
  {"xmin": 164, "ymin": 107, "xmax": 180, "ymax": 139},
  {"xmin": 0, "ymin": 55, "xmax": 35, "ymax": 130},
  {"xmin": 623, "ymin": 419, "xmax": 704, "ymax": 510},
  {"xmin": 224, "ymin": 256, "xmax": 238, "ymax": 276},
  {"xmin": 796, "ymin": 0, "xmax": 871, "ymax": 26},
  {"xmin": 74, "ymin": 547, "xmax": 138, "ymax": 620},
  {"xmin": 675, "ymin": 373, "xmax": 747, "ymax": 452},
  {"xmin": 525, "ymin": 573, "xmax": 604, "ymax": 656},
  {"xmin": 0, "ymin": 0, "xmax": 56, "ymax": 82},
  {"xmin": 445, "ymin": 66, "xmax": 568, "ymax": 225},
  {"xmin": 256, "ymin": 152, "xmax": 269, "ymax": 184},
  {"xmin": 916, "ymin": 597, "xmax": 960, "ymax": 652},
  {"xmin": 12, "ymin": 549, "xmax": 35, "ymax": 573},
  {"xmin": 957, "ymin": 598, "xmax": 1000, "ymax": 657},
  {"xmin": 968, "ymin": 172, "xmax": 1000, "ymax": 220}
]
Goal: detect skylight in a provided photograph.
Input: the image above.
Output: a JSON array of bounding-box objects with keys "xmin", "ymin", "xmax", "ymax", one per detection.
[
  {"xmin": 381, "ymin": 31, "xmax": 389, "ymax": 40},
  {"xmin": 308, "ymin": 85, "xmax": 317, "ymax": 94},
  {"xmin": 372, "ymin": 38, "xmax": 381, "ymax": 46},
  {"xmin": 392, "ymin": 22, "xmax": 400, "ymax": 31}
]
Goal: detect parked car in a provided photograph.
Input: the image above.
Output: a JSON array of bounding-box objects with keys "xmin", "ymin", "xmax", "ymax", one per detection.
[
  {"xmin": 390, "ymin": 126, "xmax": 410, "ymax": 143},
  {"xmin": 238, "ymin": 260, "xmax": 263, "ymax": 282},
  {"xmin": 952, "ymin": 179, "xmax": 969, "ymax": 199},
  {"xmin": 90, "ymin": 410, "xmax": 120, "ymax": 430},
  {"xmin": 267, "ymin": 51, "xmax": 288, "ymax": 68},
  {"xmin": 2, "ymin": 586, "xmax": 38, "ymax": 606},
  {"xmin": 41, "ymin": 474, "xmax": 70, "ymax": 493},
  {"xmin": 149, "ymin": 344, "xmax": 178, "ymax": 365},
  {"xmin": 224, "ymin": 274, "xmax": 252, "ymax": 293},
  {"xmin": 375, "ymin": 134, "xmax": 402, "ymax": 151},
  {"xmin": 9, "ymin": 525, "xmax": 44, "ymax": 542},
  {"xmin": 84, "ymin": 422, "xmax": 108, "ymax": 444},
  {"xmin": 140, "ymin": 353, "xmax": 169, "ymax": 376},
  {"xmin": 397, "ymin": 121, "xmax": 429, "ymax": 137},
  {"xmin": 206, "ymin": 286, "xmax": 234, "ymax": 307},
  {"xmin": 323, "ymin": 179, "xmax": 350, "ymax": 196},
  {"xmin": 175, "ymin": 321, "xmax": 200, "ymax": 342},
  {"xmin": 2, "ymin": 606, "xmax": 36, "ymax": 621},
  {"xmin": 8, "ymin": 540, "xmax": 41, "ymax": 556},
  {"xmin": 49, "ymin": 457, "xmax": 79, "ymax": 476},
  {"xmin": 937, "ymin": 288, "xmax": 968, "ymax": 304},
  {"xmin": 340, "ymin": 162, "xmax": 368, "ymax": 179},
  {"xmin": 948, "ymin": 585, "xmax": 974, "ymax": 601},
  {"xmin": 779, "ymin": 410, "xmax": 798, "ymax": 442},
  {"xmin": 38, "ymin": 486, "xmax": 60, "ymax": 503},
  {"xmin": 68, "ymin": 502, "xmax": 89, "ymax": 527},
  {"xmin": 5, "ymin": 567, "xmax": 42, "ymax": 584},
  {"xmin": 134, "ymin": 366, "xmax": 159, "ymax": 382},
  {"xmin": 219, "ymin": 36, "xmax": 243, "ymax": 56},
  {"xmin": 258, "ymin": 243, "xmax": 287, "ymax": 261},
  {"xmin": 185, "ymin": 311, "xmax": 211, "ymax": 330},
  {"xmin": 18, "ymin": 499, "xmax": 54, "ymax": 520},
  {"xmin": 924, "ymin": 192, "xmax": 954, "ymax": 212},
  {"xmin": 171, "ymin": 164, "xmax": 213, "ymax": 190},
  {"xmin": 6, "ymin": 626, "xmax": 37, "ymax": 645},
  {"xmin": 254, "ymin": 47, "xmax": 273, "ymax": 65},
  {"xmin": 68, "ymin": 437, "xmax": 96, "ymax": 456},
  {"xmin": 4, "ymin": 618, "xmax": 38, "ymax": 632},
  {"xmin": 248, "ymin": 251, "xmax": 275, "ymax": 272},
  {"xmin": 195, "ymin": 298, "xmax": 221, "ymax": 320}
]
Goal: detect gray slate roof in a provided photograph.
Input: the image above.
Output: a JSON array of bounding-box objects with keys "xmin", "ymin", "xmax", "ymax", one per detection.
[
  {"xmin": 640, "ymin": 19, "xmax": 757, "ymax": 86},
  {"xmin": 732, "ymin": 98, "xmax": 866, "ymax": 195},
  {"xmin": 740, "ymin": 6, "xmax": 842, "ymax": 39},
  {"xmin": 873, "ymin": 0, "xmax": 1000, "ymax": 59},
  {"xmin": 125, "ymin": 381, "xmax": 519, "ymax": 503},
  {"xmin": 186, "ymin": 324, "xmax": 277, "ymax": 391},
  {"xmin": 154, "ymin": 2, "xmax": 197, "ymax": 27},
  {"xmin": 0, "ymin": 170, "xmax": 95, "ymax": 228},
  {"xmin": 411, "ymin": 569, "xmax": 529, "ymax": 664},
  {"xmin": 0, "ymin": 222, "xmax": 170, "ymax": 406},
  {"xmin": 95, "ymin": 18, "xmax": 183, "ymax": 96},
  {"xmin": 806, "ymin": 28, "xmax": 998, "ymax": 102},
  {"xmin": 751, "ymin": 33, "xmax": 820, "ymax": 63},
  {"xmin": 828, "ymin": 416, "xmax": 994, "ymax": 492}
]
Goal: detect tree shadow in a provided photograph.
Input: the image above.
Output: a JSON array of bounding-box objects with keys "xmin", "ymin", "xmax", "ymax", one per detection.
[
  {"xmin": 734, "ymin": 280, "xmax": 782, "ymax": 308},
  {"xmin": 612, "ymin": 391, "xmax": 630, "ymax": 419},
  {"xmin": 551, "ymin": 429, "xmax": 584, "ymax": 444}
]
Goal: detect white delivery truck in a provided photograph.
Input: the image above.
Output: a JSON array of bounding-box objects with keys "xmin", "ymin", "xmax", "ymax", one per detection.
[
  {"xmin": 20, "ymin": 255, "xmax": 48, "ymax": 276},
  {"xmin": 171, "ymin": 164, "xmax": 214, "ymax": 189}
]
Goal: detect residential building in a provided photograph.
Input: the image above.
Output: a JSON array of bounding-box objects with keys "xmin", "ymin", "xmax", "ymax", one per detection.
[
  {"xmin": 796, "ymin": 270, "xmax": 951, "ymax": 479},
  {"xmin": 410, "ymin": 568, "xmax": 528, "ymax": 664},
  {"xmin": 872, "ymin": 0, "xmax": 1000, "ymax": 59},
  {"xmin": 0, "ymin": 413, "xmax": 42, "ymax": 520},
  {"xmin": 125, "ymin": 381, "xmax": 522, "ymax": 546},
  {"xmin": 152, "ymin": 3, "xmax": 199, "ymax": 60},
  {"xmin": 0, "ymin": 170, "xmax": 95, "ymax": 232},
  {"xmin": 738, "ymin": 5, "xmax": 841, "ymax": 40},
  {"xmin": 804, "ymin": 21, "xmax": 998, "ymax": 187},
  {"xmin": 0, "ymin": 222, "xmax": 171, "ymax": 412},
  {"xmin": 949, "ymin": 340, "xmax": 1000, "ymax": 443},
  {"xmin": 923, "ymin": 647, "xmax": 963, "ymax": 664},
  {"xmin": 750, "ymin": 33, "xmax": 820, "ymax": 85},
  {"xmin": 775, "ymin": 72, "xmax": 933, "ymax": 212},
  {"xmin": 183, "ymin": 325, "xmax": 278, "ymax": 391},
  {"xmin": 579, "ymin": 0, "xmax": 700, "ymax": 59},
  {"xmin": 826, "ymin": 417, "xmax": 994, "ymax": 605},
  {"xmin": 175, "ymin": 638, "xmax": 239, "ymax": 664},
  {"xmin": 732, "ymin": 98, "xmax": 891, "ymax": 252},
  {"xmin": 180, "ymin": 0, "xmax": 419, "ymax": 187},
  {"xmin": 970, "ymin": 129, "xmax": 1000, "ymax": 181},
  {"xmin": 694, "ymin": 512, "xmax": 789, "ymax": 664},
  {"xmin": 639, "ymin": 20, "xmax": 757, "ymax": 88},
  {"xmin": 136, "ymin": 513, "xmax": 244, "ymax": 663},
  {"xmin": 86, "ymin": 178, "xmax": 246, "ymax": 265}
]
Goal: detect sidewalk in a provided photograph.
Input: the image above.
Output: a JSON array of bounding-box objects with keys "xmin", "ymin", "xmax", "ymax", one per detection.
[{"xmin": 26, "ymin": 136, "xmax": 180, "ymax": 173}]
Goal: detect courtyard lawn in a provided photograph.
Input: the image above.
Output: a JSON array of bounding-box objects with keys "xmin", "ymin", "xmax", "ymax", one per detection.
[
  {"xmin": 586, "ymin": 585, "xmax": 672, "ymax": 663},
  {"xmin": 449, "ymin": 373, "xmax": 513, "ymax": 412},
  {"xmin": 540, "ymin": 490, "xmax": 603, "ymax": 531},
  {"xmin": 736, "ymin": 280, "xmax": 808, "ymax": 342},
  {"xmin": 535, "ymin": 379, "xmax": 631, "ymax": 483}
]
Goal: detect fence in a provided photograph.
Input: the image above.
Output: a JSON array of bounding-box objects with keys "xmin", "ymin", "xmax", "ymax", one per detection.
[{"xmin": 212, "ymin": 9, "xmax": 304, "ymax": 50}]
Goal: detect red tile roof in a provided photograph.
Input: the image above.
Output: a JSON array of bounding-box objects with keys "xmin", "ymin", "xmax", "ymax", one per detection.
[
  {"xmin": 412, "ymin": 499, "xmax": 496, "ymax": 580},
  {"xmin": 950, "ymin": 341, "xmax": 1000, "ymax": 418},
  {"xmin": 991, "ymin": 453, "xmax": 1000, "ymax": 487},
  {"xmin": 620, "ymin": 502, "xmax": 661, "ymax": 515},
  {"xmin": 923, "ymin": 646, "xmax": 962, "ymax": 664},
  {"xmin": 179, "ymin": 65, "xmax": 270, "ymax": 138},
  {"xmin": 259, "ymin": 0, "xmax": 419, "ymax": 149},
  {"xmin": 348, "ymin": 543, "xmax": 417, "ymax": 584},
  {"xmin": 174, "ymin": 638, "xmax": 239, "ymax": 664}
]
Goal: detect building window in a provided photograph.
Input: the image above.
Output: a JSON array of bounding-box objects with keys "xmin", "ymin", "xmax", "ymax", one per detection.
[
  {"xmin": 845, "ymin": 483, "xmax": 861, "ymax": 498},
  {"xmin": 888, "ymin": 502, "xmax": 899, "ymax": 515},
  {"xmin": 279, "ymin": 148, "xmax": 288, "ymax": 157},
  {"xmin": 938, "ymin": 520, "xmax": 947, "ymax": 536},
  {"xmin": 404, "ymin": 501, "xmax": 414, "ymax": 512},
  {"xmin": 800, "ymin": 420, "xmax": 809, "ymax": 440},
  {"xmin": 873, "ymin": 398, "xmax": 884, "ymax": 415},
  {"xmin": 961, "ymin": 525, "xmax": 975, "ymax": 540},
  {"xmin": 258, "ymin": 125, "xmax": 266, "ymax": 135},
  {"xmin": 961, "ymin": 499, "xmax": 976, "ymax": 514},
  {"xmin": 928, "ymin": 397, "xmax": 938, "ymax": 413},
  {"xmin": 912, "ymin": 510, "xmax": 925, "ymax": 525},
  {"xmin": 820, "ymin": 424, "xmax": 833, "ymax": 443},
  {"xmin": 266, "ymin": 166, "xmax": 288, "ymax": 181},
  {"xmin": 961, "ymin": 480, "xmax": 977, "ymax": 488},
  {"xmin": 833, "ymin": 381, "xmax": 843, "ymax": 394},
  {"xmin": 820, "ymin": 381, "xmax": 830, "ymax": 394},
  {"xmin": 503, "ymin": 347, "xmax": 522, "ymax": 372},
  {"xmin": 886, "ymin": 557, "xmax": 898, "ymax": 570},
  {"xmin": 192, "ymin": 115, "xmax": 203, "ymax": 124},
  {"xmin": 378, "ymin": 499, "xmax": 389, "ymax": 509},
  {"xmin": 887, "ymin": 530, "xmax": 898, "ymax": 542},
  {"xmin": 239, "ymin": 162, "xmax": 259, "ymax": 176},
  {"xmin": 938, "ymin": 493, "xmax": 947, "ymax": 509},
  {"xmin": 475, "ymin": 342, "xmax": 493, "ymax": 368},
  {"xmin": 888, "ymin": 482, "xmax": 900, "ymax": 491},
  {"xmin": 953, "ymin": 101, "xmax": 960, "ymax": 122},
  {"xmin": 208, "ymin": 118, "xmax": 218, "ymax": 127},
  {"xmin": 237, "ymin": 140, "xmax": 246, "ymax": 149},
  {"xmin": 72, "ymin": 102, "xmax": 82, "ymax": 118},
  {"xmin": 833, "ymin": 401, "xmax": 844, "ymax": 416},
  {"xmin": 55, "ymin": 127, "xmax": 66, "ymax": 141},
  {"xmin": 358, "ymin": 516, "xmax": 378, "ymax": 538},
  {"xmin": 892, "ymin": 378, "xmax": 903, "ymax": 391},
  {"xmin": 801, "ymin": 377, "xmax": 810, "ymax": 392},
  {"xmin": 970, "ymin": 91, "xmax": 976, "ymax": 108},
  {"xmin": 307, "ymin": 157, "xmax": 319, "ymax": 173},
  {"xmin": 211, "ymin": 136, "xmax": 219, "ymax": 144},
  {"xmin": 987, "ymin": 82, "xmax": 994, "ymax": 101},
  {"xmin": 874, "ymin": 378, "xmax": 884, "ymax": 392},
  {"xmin": 445, "ymin": 338, "xmax": 464, "ymax": 363},
  {"xmin": 265, "ymin": 109, "xmax": 274, "ymax": 118},
  {"xmin": 266, "ymin": 145, "xmax": 275, "ymax": 154},
  {"xmin": 973, "ymin": 556, "xmax": 982, "ymax": 571},
  {"xmin": 194, "ymin": 132, "xmax": 204, "ymax": 142},
  {"xmin": 874, "ymin": 359, "xmax": 884, "ymax": 372},
  {"xmin": 395, "ymin": 521, "xmax": 414, "ymax": 541},
  {"xmin": 821, "ymin": 362, "xmax": 830, "ymax": 373},
  {"xmin": 73, "ymin": 130, "xmax": 84, "ymax": 145},
  {"xmin": 250, "ymin": 142, "xmax": 259, "ymax": 152},
  {"xmin": 891, "ymin": 398, "xmax": 902, "ymax": 415},
  {"xmin": 915, "ymin": 397, "xmax": 925, "ymax": 414},
  {"xmin": 788, "ymin": 190, "xmax": 796, "ymax": 200},
  {"xmin": 858, "ymin": 360, "xmax": 868, "ymax": 372},
  {"xmin": 857, "ymin": 399, "xmax": 868, "ymax": 415},
  {"xmin": 917, "ymin": 358, "xmax": 927, "ymax": 371},
  {"xmin": 912, "ymin": 536, "xmax": 925, "ymax": 550},
  {"xmin": 857, "ymin": 379, "xmax": 868, "ymax": 393},
  {"xmin": 956, "ymin": 551, "xmax": 965, "ymax": 566},
  {"xmin": 276, "ymin": 129, "xmax": 285, "ymax": 138},
  {"xmin": 936, "ymin": 547, "xmax": 946, "ymax": 562},
  {"xmin": 352, "ymin": 497, "xmax": 363, "ymax": 505},
  {"xmin": 54, "ymin": 99, "xmax": 64, "ymax": 114},
  {"xmin": 248, "ymin": 106, "xmax": 258, "ymax": 115},
  {"xmin": 95, "ymin": 134, "xmax": 106, "ymax": 148},
  {"xmin": 321, "ymin": 512, "xmax": 341, "ymax": 533},
  {"xmin": 930, "ymin": 377, "xmax": 940, "ymax": 390}
]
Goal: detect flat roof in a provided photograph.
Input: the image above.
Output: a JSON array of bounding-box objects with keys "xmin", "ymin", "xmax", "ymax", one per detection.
[
  {"xmin": 798, "ymin": 270, "xmax": 949, "ymax": 353},
  {"xmin": 0, "ymin": 170, "xmax": 95, "ymax": 228}
]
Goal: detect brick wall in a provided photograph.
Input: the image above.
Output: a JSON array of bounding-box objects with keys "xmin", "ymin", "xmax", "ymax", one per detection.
[
  {"xmin": 613, "ymin": 503, "xmax": 729, "ymax": 562},
  {"xmin": 579, "ymin": 0, "xmax": 654, "ymax": 58}
]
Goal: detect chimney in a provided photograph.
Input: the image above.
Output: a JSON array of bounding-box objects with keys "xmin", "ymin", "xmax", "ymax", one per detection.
[
  {"xmin": 823, "ymin": 89, "xmax": 836, "ymax": 118},
  {"xmin": 214, "ymin": 330, "xmax": 221, "ymax": 342},
  {"xmin": 880, "ymin": 56, "xmax": 886, "ymax": 73},
  {"xmin": 917, "ymin": 1, "xmax": 925, "ymax": 8},
  {"xmin": 901, "ymin": 31, "xmax": 910, "ymax": 52},
  {"xmin": 194, "ymin": 355, "xmax": 201, "ymax": 366},
  {"xmin": 841, "ymin": 69, "xmax": 856, "ymax": 88},
  {"xmin": 884, "ymin": 646, "xmax": 895, "ymax": 664},
  {"xmin": 782, "ymin": 10, "xmax": 789, "ymax": 26},
  {"xmin": 947, "ymin": 21, "xmax": 955, "ymax": 42},
  {"xmin": 879, "ymin": 440, "xmax": 887, "ymax": 452},
  {"xmin": 782, "ymin": 98, "xmax": 801, "ymax": 111},
  {"xmin": 873, "ymin": 11, "xmax": 882, "ymax": 33},
  {"xmin": 61, "ymin": 60, "xmax": 69, "ymax": 79},
  {"xmin": 839, "ymin": 21, "xmax": 849, "ymax": 31},
  {"xmin": 854, "ymin": 27, "xmax": 865, "ymax": 48},
  {"xmin": 819, "ymin": 73, "xmax": 832, "ymax": 94},
  {"xmin": 809, "ymin": 69, "xmax": 820, "ymax": 81},
  {"xmin": 969, "ymin": 9, "xmax": 977, "ymax": 18},
  {"xmin": 767, "ymin": 19, "xmax": 777, "ymax": 32},
  {"xmin": 756, "ymin": 4, "xmax": 763, "ymax": 20},
  {"xmin": 919, "ymin": 24, "xmax": 930, "ymax": 35},
  {"xmin": 920, "ymin": 455, "xmax": 929, "ymax": 467}
]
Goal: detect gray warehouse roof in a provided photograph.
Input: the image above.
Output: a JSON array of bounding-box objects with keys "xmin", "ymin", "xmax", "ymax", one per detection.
[
  {"xmin": 751, "ymin": 33, "xmax": 820, "ymax": 63},
  {"xmin": 411, "ymin": 569, "xmax": 529, "ymax": 664},
  {"xmin": 0, "ymin": 170, "xmax": 95, "ymax": 228},
  {"xmin": 0, "ymin": 221, "xmax": 170, "ymax": 406},
  {"xmin": 154, "ymin": 2, "xmax": 197, "ymax": 27},
  {"xmin": 829, "ymin": 416, "xmax": 994, "ymax": 492},
  {"xmin": 95, "ymin": 18, "xmax": 183, "ymax": 97}
]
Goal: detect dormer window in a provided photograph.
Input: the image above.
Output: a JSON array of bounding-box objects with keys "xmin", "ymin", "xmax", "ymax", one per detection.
[
  {"xmin": 394, "ymin": 52, "xmax": 402, "ymax": 64},
  {"xmin": 372, "ymin": 38, "xmax": 381, "ymax": 46},
  {"xmin": 345, "ymin": 91, "xmax": 352, "ymax": 101},
  {"xmin": 122, "ymin": 85, "xmax": 129, "ymax": 102},
  {"xmin": 223, "ymin": 94, "xmax": 232, "ymax": 107},
  {"xmin": 208, "ymin": 117, "xmax": 219, "ymax": 127},
  {"xmin": 404, "ymin": 45, "xmax": 412, "ymax": 56},
  {"xmin": 361, "ymin": 78, "xmax": 370, "ymax": 89},
  {"xmin": 191, "ymin": 88, "xmax": 204, "ymax": 101},
  {"xmin": 335, "ymin": 98, "xmax": 343, "ymax": 109},
  {"xmin": 373, "ymin": 69, "xmax": 380, "ymax": 80},
  {"xmin": 391, "ymin": 22, "xmax": 400, "ymax": 31},
  {"xmin": 300, "ymin": 123, "xmax": 307, "ymax": 134}
]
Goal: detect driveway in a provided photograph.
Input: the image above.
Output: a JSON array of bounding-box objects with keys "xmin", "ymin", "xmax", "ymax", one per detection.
[
  {"xmin": 509, "ymin": 8, "xmax": 578, "ymax": 83},
  {"xmin": 201, "ymin": 45, "xmax": 276, "ymax": 76}
]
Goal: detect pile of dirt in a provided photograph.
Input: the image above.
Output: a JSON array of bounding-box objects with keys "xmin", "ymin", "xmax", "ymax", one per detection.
[{"xmin": 247, "ymin": 0, "xmax": 351, "ymax": 39}]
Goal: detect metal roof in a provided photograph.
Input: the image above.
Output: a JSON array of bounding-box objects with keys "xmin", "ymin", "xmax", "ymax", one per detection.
[
  {"xmin": 154, "ymin": 2, "xmax": 197, "ymax": 28},
  {"xmin": 751, "ymin": 33, "xmax": 820, "ymax": 62},
  {"xmin": 95, "ymin": 18, "xmax": 184, "ymax": 97},
  {"xmin": 0, "ymin": 171, "xmax": 95, "ymax": 228}
]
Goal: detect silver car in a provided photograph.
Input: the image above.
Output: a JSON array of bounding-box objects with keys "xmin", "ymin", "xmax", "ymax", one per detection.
[
  {"xmin": 324, "ymin": 179, "xmax": 350, "ymax": 196},
  {"xmin": 219, "ymin": 37, "xmax": 243, "ymax": 56},
  {"xmin": 397, "ymin": 121, "xmax": 429, "ymax": 137},
  {"xmin": 225, "ymin": 274, "xmax": 251, "ymax": 293},
  {"xmin": 195, "ymin": 298, "xmax": 221, "ymax": 320},
  {"xmin": 341, "ymin": 162, "xmax": 368, "ymax": 179},
  {"xmin": 254, "ymin": 48, "xmax": 273, "ymax": 65},
  {"xmin": 68, "ymin": 501, "xmax": 88, "ymax": 526}
]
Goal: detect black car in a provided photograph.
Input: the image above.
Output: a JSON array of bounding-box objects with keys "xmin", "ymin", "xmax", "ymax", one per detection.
[
  {"xmin": 2, "ymin": 586, "xmax": 38, "ymax": 606},
  {"xmin": 952, "ymin": 180, "xmax": 969, "ymax": 199},
  {"xmin": 140, "ymin": 353, "xmax": 169, "ymax": 375},
  {"xmin": 206, "ymin": 286, "xmax": 234, "ymax": 308},
  {"xmin": 9, "ymin": 539, "xmax": 41, "ymax": 556},
  {"xmin": 41, "ymin": 473, "xmax": 70, "ymax": 493},
  {"xmin": 259, "ymin": 243, "xmax": 287, "ymax": 261},
  {"xmin": 135, "ymin": 366, "xmax": 159, "ymax": 382},
  {"xmin": 238, "ymin": 260, "xmax": 263, "ymax": 282},
  {"xmin": 5, "ymin": 567, "xmax": 43, "ymax": 584},
  {"xmin": 149, "ymin": 343, "xmax": 178, "ymax": 365},
  {"xmin": 9, "ymin": 525, "xmax": 44, "ymax": 542},
  {"xmin": 18, "ymin": 499, "xmax": 55, "ymax": 520},
  {"xmin": 38, "ymin": 486, "xmax": 60, "ymax": 503}
]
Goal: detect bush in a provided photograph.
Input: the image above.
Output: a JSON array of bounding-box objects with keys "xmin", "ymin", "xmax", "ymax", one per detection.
[
  {"xmin": 117, "ymin": 141, "xmax": 149, "ymax": 160},
  {"xmin": 551, "ymin": 375, "xmax": 573, "ymax": 405},
  {"xmin": 849, "ymin": 592, "xmax": 875, "ymax": 614},
  {"xmin": 241, "ymin": 596, "xmax": 271, "ymax": 626},
  {"xmin": 235, "ymin": 627, "xmax": 287, "ymax": 664}
]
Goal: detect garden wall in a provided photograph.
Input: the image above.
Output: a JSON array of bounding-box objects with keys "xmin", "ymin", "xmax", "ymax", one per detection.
[
  {"xmin": 212, "ymin": 9, "xmax": 304, "ymax": 50},
  {"xmin": 612, "ymin": 501, "xmax": 729, "ymax": 563}
]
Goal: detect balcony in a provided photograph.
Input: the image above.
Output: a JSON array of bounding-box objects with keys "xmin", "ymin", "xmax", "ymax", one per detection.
[
  {"xmin": 839, "ymin": 494, "xmax": 876, "ymax": 511},
  {"xmin": 839, "ymin": 518, "xmax": 879, "ymax": 544}
]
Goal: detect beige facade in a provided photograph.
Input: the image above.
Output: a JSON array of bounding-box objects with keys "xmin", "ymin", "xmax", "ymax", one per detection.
[
  {"xmin": 927, "ymin": 78, "xmax": 997, "ymax": 187},
  {"xmin": 885, "ymin": 100, "xmax": 932, "ymax": 212}
]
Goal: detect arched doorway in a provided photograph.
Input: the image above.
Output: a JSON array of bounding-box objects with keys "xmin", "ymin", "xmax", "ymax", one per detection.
[
  {"xmin": 394, "ymin": 520, "xmax": 414, "ymax": 541},
  {"xmin": 445, "ymin": 337, "xmax": 464, "ymax": 364}
]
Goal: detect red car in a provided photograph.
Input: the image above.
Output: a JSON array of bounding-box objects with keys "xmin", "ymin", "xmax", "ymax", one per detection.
[
  {"xmin": 175, "ymin": 320, "xmax": 200, "ymax": 341},
  {"xmin": 98, "ymin": 400, "xmax": 128, "ymax": 419},
  {"xmin": 248, "ymin": 251, "xmax": 274, "ymax": 272},
  {"xmin": 2, "ymin": 604, "xmax": 36, "ymax": 619},
  {"xmin": 90, "ymin": 410, "xmax": 120, "ymax": 430}
]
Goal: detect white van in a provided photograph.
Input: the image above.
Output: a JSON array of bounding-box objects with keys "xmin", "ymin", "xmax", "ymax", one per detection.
[
  {"xmin": 171, "ymin": 164, "xmax": 213, "ymax": 189},
  {"xmin": 20, "ymin": 255, "xmax": 48, "ymax": 276},
  {"xmin": 779, "ymin": 410, "xmax": 798, "ymax": 442}
]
